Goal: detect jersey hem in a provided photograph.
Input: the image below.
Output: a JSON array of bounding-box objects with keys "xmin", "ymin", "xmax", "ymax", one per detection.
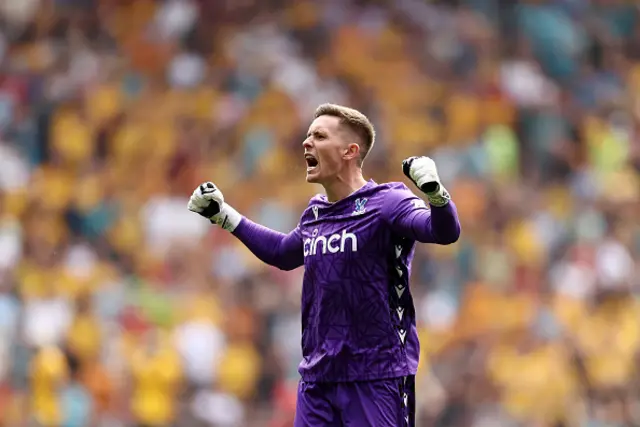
[{"xmin": 298, "ymin": 367, "xmax": 416, "ymax": 383}]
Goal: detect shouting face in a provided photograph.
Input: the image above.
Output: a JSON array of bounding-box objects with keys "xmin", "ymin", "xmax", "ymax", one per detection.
[{"xmin": 303, "ymin": 115, "xmax": 361, "ymax": 185}]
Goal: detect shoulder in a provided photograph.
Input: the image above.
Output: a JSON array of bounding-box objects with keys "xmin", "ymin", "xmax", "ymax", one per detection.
[
  {"xmin": 377, "ymin": 182, "xmax": 429, "ymax": 218},
  {"xmin": 375, "ymin": 181, "xmax": 411, "ymax": 194},
  {"xmin": 376, "ymin": 181, "xmax": 420, "ymax": 203},
  {"xmin": 306, "ymin": 193, "xmax": 331, "ymax": 210},
  {"xmin": 309, "ymin": 193, "xmax": 327, "ymax": 205},
  {"xmin": 357, "ymin": 181, "xmax": 412, "ymax": 201},
  {"xmin": 299, "ymin": 194, "xmax": 329, "ymax": 223},
  {"xmin": 378, "ymin": 181, "xmax": 411, "ymax": 191}
]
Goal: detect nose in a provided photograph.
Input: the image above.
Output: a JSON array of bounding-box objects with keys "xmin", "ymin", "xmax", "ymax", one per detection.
[{"xmin": 302, "ymin": 138, "xmax": 313, "ymax": 150}]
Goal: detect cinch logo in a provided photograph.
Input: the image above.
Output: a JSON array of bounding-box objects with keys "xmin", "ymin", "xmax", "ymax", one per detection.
[{"xmin": 303, "ymin": 229, "xmax": 358, "ymax": 256}]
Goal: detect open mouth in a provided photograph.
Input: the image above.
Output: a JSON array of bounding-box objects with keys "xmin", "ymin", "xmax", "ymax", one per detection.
[{"xmin": 305, "ymin": 154, "xmax": 319, "ymax": 172}]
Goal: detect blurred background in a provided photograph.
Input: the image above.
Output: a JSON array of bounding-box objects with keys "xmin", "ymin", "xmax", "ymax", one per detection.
[{"xmin": 0, "ymin": 0, "xmax": 639, "ymax": 426}]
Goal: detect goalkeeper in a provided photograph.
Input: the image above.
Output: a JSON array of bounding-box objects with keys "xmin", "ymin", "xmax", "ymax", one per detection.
[{"xmin": 188, "ymin": 104, "xmax": 461, "ymax": 427}]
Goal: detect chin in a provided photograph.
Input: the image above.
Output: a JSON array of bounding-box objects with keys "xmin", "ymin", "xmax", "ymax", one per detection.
[
  {"xmin": 306, "ymin": 174, "xmax": 320, "ymax": 183},
  {"xmin": 306, "ymin": 168, "xmax": 321, "ymax": 183}
]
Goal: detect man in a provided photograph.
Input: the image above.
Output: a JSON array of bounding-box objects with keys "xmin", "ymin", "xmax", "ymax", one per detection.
[{"xmin": 188, "ymin": 103, "xmax": 461, "ymax": 426}]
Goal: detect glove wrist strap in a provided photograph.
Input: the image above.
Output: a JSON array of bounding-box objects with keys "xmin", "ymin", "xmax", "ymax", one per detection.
[
  {"xmin": 210, "ymin": 203, "xmax": 241, "ymax": 232},
  {"xmin": 425, "ymin": 185, "xmax": 451, "ymax": 208}
]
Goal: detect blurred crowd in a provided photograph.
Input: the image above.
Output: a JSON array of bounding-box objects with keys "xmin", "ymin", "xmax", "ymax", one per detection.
[{"xmin": 0, "ymin": 0, "xmax": 639, "ymax": 426}]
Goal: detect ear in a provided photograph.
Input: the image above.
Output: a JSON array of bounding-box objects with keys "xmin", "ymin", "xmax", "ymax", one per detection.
[{"xmin": 342, "ymin": 143, "xmax": 361, "ymax": 161}]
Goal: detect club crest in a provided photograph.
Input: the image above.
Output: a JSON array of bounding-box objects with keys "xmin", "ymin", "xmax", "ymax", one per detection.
[
  {"xmin": 353, "ymin": 198, "xmax": 367, "ymax": 216},
  {"xmin": 312, "ymin": 206, "xmax": 319, "ymax": 220}
]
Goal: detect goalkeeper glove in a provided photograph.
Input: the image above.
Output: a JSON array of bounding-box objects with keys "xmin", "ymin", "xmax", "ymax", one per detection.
[
  {"xmin": 402, "ymin": 156, "xmax": 451, "ymax": 207},
  {"xmin": 187, "ymin": 182, "xmax": 241, "ymax": 232}
]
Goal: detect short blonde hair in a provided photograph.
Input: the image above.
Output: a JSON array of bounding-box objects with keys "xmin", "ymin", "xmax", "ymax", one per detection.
[{"xmin": 314, "ymin": 103, "xmax": 376, "ymax": 165}]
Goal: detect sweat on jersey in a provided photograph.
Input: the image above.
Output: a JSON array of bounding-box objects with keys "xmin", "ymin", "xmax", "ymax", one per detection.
[{"xmin": 231, "ymin": 180, "xmax": 461, "ymax": 383}]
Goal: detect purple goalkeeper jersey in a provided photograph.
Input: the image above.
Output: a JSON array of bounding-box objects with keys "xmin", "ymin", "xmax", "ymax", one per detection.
[{"xmin": 232, "ymin": 180, "xmax": 461, "ymax": 383}]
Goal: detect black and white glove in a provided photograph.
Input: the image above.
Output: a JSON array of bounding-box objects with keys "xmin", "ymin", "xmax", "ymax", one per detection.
[
  {"xmin": 187, "ymin": 182, "xmax": 241, "ymax": 232},
  {"xmin": 402, "ymin": 156, "xmax": 451, "ymax": 207}
]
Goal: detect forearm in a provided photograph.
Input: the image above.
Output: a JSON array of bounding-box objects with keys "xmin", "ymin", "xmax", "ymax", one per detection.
[
  {"xmin": 392, "ymin": 200, "xmax": 461, "ymax": 244},
  {"xmin": 232, "ymin": 217, "xmax": 303, "ymax": 271},
  {"xmin": 188, "ymin": 184, "xmax": 304, "ymax": 269},
  {"xmin": 420, "ymin": 201, "xmax": 461, "ymax": 244}
]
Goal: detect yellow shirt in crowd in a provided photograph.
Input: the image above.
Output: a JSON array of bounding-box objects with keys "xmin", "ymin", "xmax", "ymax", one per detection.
[
  {"xmin": 130, "ymin": 345, "xmax": 182, "ymax": 426},
  {"xmin": 488, "ymin": 342, "xmax": 578, "ymax": 424},
  {"xmin": 30, "ymin": 346, "xmax": 68, "ymax": 427}
]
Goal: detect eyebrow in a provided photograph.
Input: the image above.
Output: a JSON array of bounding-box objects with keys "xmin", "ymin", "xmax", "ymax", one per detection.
[{"xmin": 307, "ymin": 129, "xmax": 326, "ymax": 137}]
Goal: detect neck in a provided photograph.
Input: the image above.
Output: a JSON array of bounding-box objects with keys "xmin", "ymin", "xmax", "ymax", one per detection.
[{"xmin": 323, "ymin": 170, "xmax": 368, "ymax": 203}]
